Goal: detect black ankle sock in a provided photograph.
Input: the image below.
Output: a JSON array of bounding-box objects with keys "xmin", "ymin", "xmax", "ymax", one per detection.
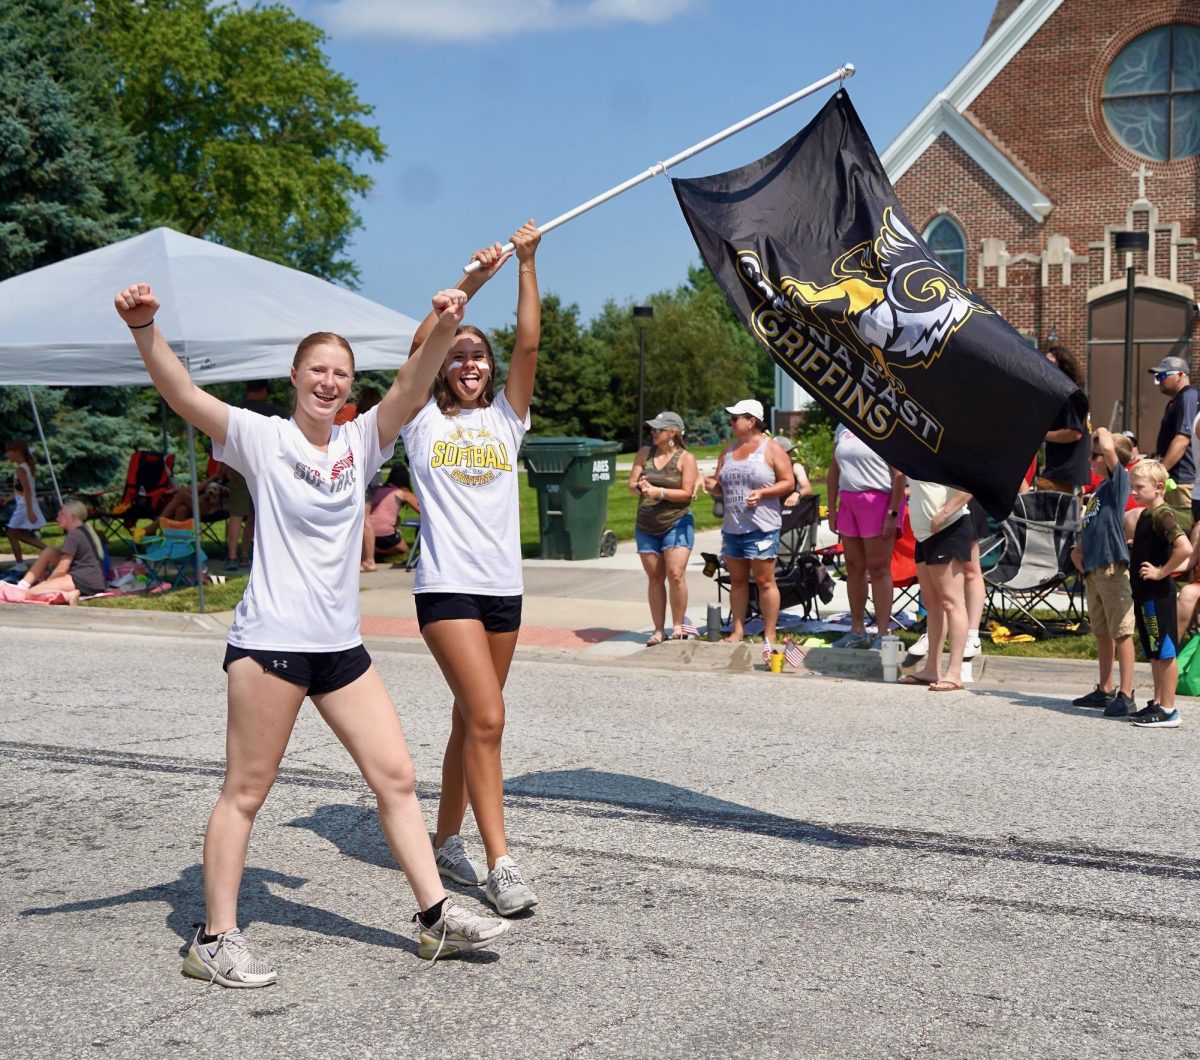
[
  {"xmin": 418, "ymin": 899, "xmax": 447, "ymax": 929},
  {"xmin": 199, "ymin": 929, "xmax": 222, "ymax": 944}
]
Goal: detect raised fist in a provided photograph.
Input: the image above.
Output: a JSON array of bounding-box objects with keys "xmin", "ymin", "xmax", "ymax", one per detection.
[{"xmin": 114, "ymin": 283, "xmax": 159, "ymax": 329}]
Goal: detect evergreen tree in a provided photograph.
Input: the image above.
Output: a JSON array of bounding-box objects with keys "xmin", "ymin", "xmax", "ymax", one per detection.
[{"xmin": 0, "ymin": 0, "xmax": 144, "ymax": 279}]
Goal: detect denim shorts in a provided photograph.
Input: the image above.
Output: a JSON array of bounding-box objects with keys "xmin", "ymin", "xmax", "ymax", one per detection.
[
  {"xmin": 636, "ymin": 512, "xmax": 695, "ymax": 554},
  {"xmin": 722, "ymin": 527, "xmax": 780, "ymax": 560}
]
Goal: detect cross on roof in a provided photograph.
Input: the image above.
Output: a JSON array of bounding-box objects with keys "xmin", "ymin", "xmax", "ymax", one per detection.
[{"xmin": 1134, "ymin": 163, "xmax": 1151, "ymax": 200}]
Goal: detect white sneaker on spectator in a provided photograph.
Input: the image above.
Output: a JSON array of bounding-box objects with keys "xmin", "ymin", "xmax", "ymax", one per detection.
[{"xmin": 964, "ymin": 631, "xmax": 982, "ymax": 658}]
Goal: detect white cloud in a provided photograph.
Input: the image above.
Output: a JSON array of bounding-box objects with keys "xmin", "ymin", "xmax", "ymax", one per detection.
[{"xmin": 316, "ymin": 0, "xmax": 699, "ymax": 42}]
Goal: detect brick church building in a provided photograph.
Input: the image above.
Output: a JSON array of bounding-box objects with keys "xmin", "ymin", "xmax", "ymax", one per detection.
[{"xmin": 778, "ymin": 0, "xmax": 1199, "ymax": 450}]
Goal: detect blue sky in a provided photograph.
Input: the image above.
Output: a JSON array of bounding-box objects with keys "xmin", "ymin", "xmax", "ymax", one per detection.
[{"xmin": 288, "ymin": 0, "xmax": 1000, "ymax": 331}]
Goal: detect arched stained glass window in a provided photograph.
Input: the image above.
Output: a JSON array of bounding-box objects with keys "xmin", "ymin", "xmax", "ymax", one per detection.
[
  {"xmin": 924, "ymin": 216, "xmax": 966, "ymax": 284},
  {"xmin": 1103, "ymin": 24, "xmax": 1200, "ymax": 161}
]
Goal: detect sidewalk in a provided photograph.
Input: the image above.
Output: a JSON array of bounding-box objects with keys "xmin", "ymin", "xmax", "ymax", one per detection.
[{"xmin": 0, "ymin": 525, "xmax": 1144, "ymax": 694}]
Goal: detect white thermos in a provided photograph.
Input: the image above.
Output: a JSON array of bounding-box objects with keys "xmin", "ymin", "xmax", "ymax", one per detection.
[{"xmin": 880, "ymin": 635, "xmax": 901, "ymax": 682}]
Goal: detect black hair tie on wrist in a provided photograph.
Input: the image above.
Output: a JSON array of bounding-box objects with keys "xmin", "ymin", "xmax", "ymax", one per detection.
[{"xmin": 128, "ymin": 318, "xmax": 155, "ymax": 330}]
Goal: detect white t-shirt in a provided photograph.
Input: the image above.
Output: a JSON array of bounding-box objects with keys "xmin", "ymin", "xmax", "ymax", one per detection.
[
  {"xmin": 401, "ymin": 392, "xmax": 529, "ymax": 595},
  {"xmin": 833, "ymin": 424, "xmax": 893, "ymax": 493},
  {"xmin": 908, "ymin": 479, "xmax": 969, "ymax": 543},
  {"xmin": 214, "ymin": 404, "xmax": 394, "ymax": 650}
]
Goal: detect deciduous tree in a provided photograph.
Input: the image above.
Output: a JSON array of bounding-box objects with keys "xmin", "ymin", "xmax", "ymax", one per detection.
[{"xmin": 92, "ymin": 0, "xmax": 386, "ymax": 286}]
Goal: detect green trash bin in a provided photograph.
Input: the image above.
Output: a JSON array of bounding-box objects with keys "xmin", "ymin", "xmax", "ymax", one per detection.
[{"xmin": 521, "ymin": 437, "xmax": 621, "ymax": 560}]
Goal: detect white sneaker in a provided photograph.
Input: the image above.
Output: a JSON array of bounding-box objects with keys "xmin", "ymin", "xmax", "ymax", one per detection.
[
  {"xmin": 484, "ymin": 855, "xmax": 539, "ymax": 916},
  {"xmin": 415, "ymin": 901, "xmax": 509, "ymax": 961},
  {"xmin": 181, "ymin": 927, "xmax": 276, "ymax": 988},
  {"xmin": 909, "ymin": 633, "xmax": 930, "ymax": 657},
  {"xmin": 964, "ymin": 631, "xmax": 982, "ymax": 658},
  {"xmin": 431, "ymin": 833, "xmax": 485, "ymax": 886}
]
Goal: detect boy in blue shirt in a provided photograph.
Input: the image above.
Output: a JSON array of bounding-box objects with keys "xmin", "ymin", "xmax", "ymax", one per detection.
[{"xmin": 1071, "ymin": 429, "xmax": 1136, "ymax": 715}]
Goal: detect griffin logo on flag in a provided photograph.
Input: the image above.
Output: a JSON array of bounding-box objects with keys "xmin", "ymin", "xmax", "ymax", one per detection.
[
  {"xmin": 735, "ymin": 208, "xmax": 993, "ymax": 453},
  {"xmin": 672, "ymin": 90, "xmax": 1086, "ymax": 519}
]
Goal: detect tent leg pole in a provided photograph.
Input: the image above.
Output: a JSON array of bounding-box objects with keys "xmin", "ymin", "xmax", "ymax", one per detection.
[
  {"xmin": 26, "ymin": 387, "xmax": 63, "ymax": 510},
  {"xmin": 183, "ymin": 398, "xmax": 206, "ymax": 614}
]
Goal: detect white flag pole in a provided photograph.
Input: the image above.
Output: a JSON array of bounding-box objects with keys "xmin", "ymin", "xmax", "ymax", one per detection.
[{"xmin": 464, "ymin": 63, "xmax": 855, "ymax": 273}]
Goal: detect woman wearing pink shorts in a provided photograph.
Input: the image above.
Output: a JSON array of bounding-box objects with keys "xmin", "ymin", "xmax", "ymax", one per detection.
[{"xmin": 826, "ymin": 424, "xmax": 907, "ymax": 648}]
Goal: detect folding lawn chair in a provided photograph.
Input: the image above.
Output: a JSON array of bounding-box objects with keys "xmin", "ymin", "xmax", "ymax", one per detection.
[
  {"xmin": 399, "ymin": 517, "xmax": 422, "ymax": 571},
  {"xmin": 890, "ymin": 511, "xmax": 921, "ymax": 616},
  {"xmin": 700, "ymin": 504, "xmax": 831, "ymax": 626},
  {"xmin": 197, "ymin": 457, "xmax": 231, "ymax": 550},
  {"xmin": 776, "ymin": 495, "xmax": 821, "ymax": 570},
  {"xmin": 85, "ymin": 451, "xmax": 176, "ymax": 543},
  {"xmin": 983, "ymin": 490, "xmax": 1083, "ymax": 630},
  {"xmin": 132, "ymin": 528, "xmax": 205, "ymax": 592}
]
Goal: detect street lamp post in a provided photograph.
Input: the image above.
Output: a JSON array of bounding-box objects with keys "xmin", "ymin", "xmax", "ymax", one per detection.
[
  {"xmin": 1114, "ymin": 230, "xmax": 1150, "ymax": 432},
  {"xmin": 633, "ymin": 305, "xmax": 654, "ymax": 450}
]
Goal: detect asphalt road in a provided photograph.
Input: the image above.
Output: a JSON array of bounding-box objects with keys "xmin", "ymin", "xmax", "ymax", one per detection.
[{"xmin": 2, "ymin": 623, "xmax": 1199, "ymax": 1059}]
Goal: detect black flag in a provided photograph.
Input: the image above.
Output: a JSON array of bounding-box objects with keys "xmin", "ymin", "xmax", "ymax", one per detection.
[{"xmin": 673, "ymin": 91, "xmax": 1086, "ymax": 519}]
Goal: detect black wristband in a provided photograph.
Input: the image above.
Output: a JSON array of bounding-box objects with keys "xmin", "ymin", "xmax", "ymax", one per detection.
[{"xmin": 128, "ymin": 319, "xmax": 155, "ymax": 330}]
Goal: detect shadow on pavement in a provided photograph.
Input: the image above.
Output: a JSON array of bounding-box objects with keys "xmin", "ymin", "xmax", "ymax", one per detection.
[
  {"xmin": 505, "ymin": 768, "xmax": 860, "ymax": 849},
  {"xmin": 20, "ymin": 863, "xmax": 417, "ymax": 954}
]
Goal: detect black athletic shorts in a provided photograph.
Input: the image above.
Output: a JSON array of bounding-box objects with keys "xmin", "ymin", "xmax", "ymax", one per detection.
[
  {"xmin": 223, "ymin": 643, "xmax": 372, "ymax": 696},
  {"xmin": 415, "ymin": 591, "xmax": 522, "ymax": 633},
  {"xmin": 1134, "ymin": 596, "xmax": 1179, "ymax": 662},
  {"xmin": 914, "ymin": 516, "xmax": 975, "ymax": 566}
]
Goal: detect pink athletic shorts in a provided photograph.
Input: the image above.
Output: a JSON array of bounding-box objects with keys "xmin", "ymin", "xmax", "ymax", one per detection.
[{"xmin": 836, "ymin": 489, "xmax": 903, "ymax": 539}]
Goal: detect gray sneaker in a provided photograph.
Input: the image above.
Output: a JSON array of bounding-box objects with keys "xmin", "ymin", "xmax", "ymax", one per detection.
[
  {"xmin": 181, "ymin": 927, "xmax": 276, "ymax": 988},
  {"xmin": 484, "ymin": 855, "xmax": 539, "ymax": 916},
  {"xmin": 415, "ymin": 901, "xmax": 509, "ymax": 961},
  {"xmin": 432, "ymin": 833, "xmax": 485, "ymax": 886},
  {"xmin": 833, "ymin": 631, "xmax": 872, "ymax": 649}
]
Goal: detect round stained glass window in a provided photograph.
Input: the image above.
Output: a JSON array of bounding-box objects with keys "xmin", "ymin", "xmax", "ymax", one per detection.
[{"xmin": 1103, "ymin": 24, "xmax": 1200, "ymax": 161}]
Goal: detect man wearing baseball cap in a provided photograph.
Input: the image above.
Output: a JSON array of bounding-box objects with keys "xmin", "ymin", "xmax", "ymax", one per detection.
[{"xmin": 1148, "ymin": 355, "xmax": 1199, "ymax": 519}]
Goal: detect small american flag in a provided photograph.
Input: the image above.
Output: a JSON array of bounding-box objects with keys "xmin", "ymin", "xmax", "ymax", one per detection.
[
  {"xmin": 680, "ymin": 616, "xmax": 700, "ymax": 639},
  {"xmin": 762, "ymin": 641, "xmax": 774, "ymax": 666},
  {"xmin": 784, "ymin": 637, "xmax": 805, "ymax": 669}
]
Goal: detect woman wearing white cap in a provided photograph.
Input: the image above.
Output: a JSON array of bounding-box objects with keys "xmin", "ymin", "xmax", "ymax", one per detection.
[
  {"xmin": 628, "ymin": 410, "xmax": 699, "ymax": 644},
  {"xmin": 705, "ymin": 399, "xmax": 794, "ymax": 654}
]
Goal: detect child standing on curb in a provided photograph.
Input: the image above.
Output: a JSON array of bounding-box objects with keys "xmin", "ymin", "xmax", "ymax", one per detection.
[
  {"xmin": 1071, "ymin": 429, "xmax": 1137, "ymax": 717},
  {"xmin": 1124, "ymin": 458, "xmax": 1192, "ymax": 728}
]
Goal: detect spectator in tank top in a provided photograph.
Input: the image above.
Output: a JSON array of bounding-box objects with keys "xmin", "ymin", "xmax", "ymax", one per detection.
[
  {"xmin": 704, "ymin": 399, "xmax": 794, "ymax": 659},
  {"xmin": 628, "ymin": 411, "xmax": 699, "ymax": 644}
]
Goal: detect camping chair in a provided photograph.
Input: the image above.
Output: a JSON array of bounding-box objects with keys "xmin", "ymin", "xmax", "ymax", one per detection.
[
  {"xmin": 776, "ymin": 495, "xmax": 821, "ymax": 569},
  {"xmin": 983, "ymin": 490, "xmax": 1083, "ymax": 630},
  {"xmin": 132, "ymin": 527, "xmax": 205, "ymax": 592},
  {"xmin": 700, "ymin": 512, "xmax": 832, "ymax": 627},
  {"xmin": 890, "ymin": 511, "xmax": 921, "ymax": 616},
  {"xmin": 399, "ymin": 517, "xmax": 421, "ymax": 570},
  {"xmin": 197, "ymin": 456, "xmax": 231, "ymax": 550},
  {"xmin": 86, "ymin": 451, "xmax": 176, "ymax": 543}
]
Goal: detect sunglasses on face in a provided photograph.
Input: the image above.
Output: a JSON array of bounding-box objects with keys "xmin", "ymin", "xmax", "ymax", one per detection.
[{"xmin": 1155, "ymin": 371, "xmax": 1181, "ymax": 382}]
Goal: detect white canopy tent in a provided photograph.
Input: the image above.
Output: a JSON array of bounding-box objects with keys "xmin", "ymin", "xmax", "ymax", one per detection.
[
  {"xmin": 0, "ymin": 226, "xmax": 419, "ymax": 385},
  {"xmin": 0, "ymin": 227, "xmax": 422, "ymax": 610}
]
